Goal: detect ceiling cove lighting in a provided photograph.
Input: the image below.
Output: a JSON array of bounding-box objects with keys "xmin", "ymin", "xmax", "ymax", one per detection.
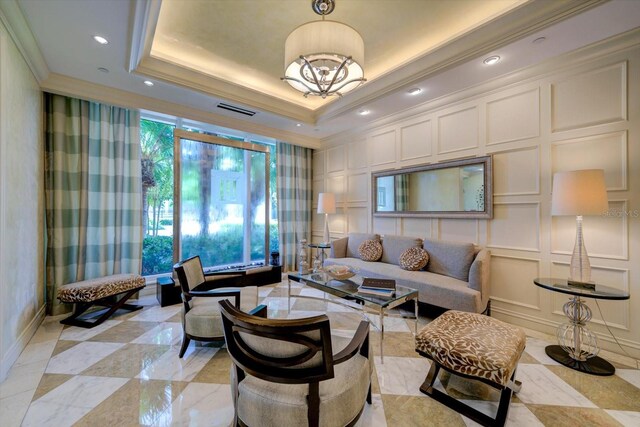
[
  {"xmin": 93, "ymin": 35, "xmax": 108, "ymax": 45},
  {"xmin": 483, "ymin": 55, "xmax": 500, "ymax": 65},
  {"xmin": 282, "ymin": 0, "xmax": 366, "ymax": 98},
  {"xmin": 407, "ymin": 88, "xmax": 422, "ymax": 95}
]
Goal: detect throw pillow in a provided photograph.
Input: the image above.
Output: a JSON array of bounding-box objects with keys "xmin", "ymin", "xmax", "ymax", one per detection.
[
  {"xmin": 358, "ymin": 239, "xmax": 383, "ymax": 262},
  {"xmin": 399, "ymin": 247, "xmax": 429, "ymax": 271}
]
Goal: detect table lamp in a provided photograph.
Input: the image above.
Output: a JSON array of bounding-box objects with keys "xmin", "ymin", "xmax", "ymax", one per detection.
[
  {"xmin": 318, "ymin": 192, "xmax": 336, "ymax": 244},
  {"xmin": 551, "ymin": 169, "xmax": 608, "ymax": 288}
]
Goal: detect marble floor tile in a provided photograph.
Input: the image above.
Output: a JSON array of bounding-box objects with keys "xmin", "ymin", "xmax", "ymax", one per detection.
[
  {"xmin": 73, "ymin": 379, "xmax": 188, "ymax": 427},
  {"xmin": 127, "ymin": 304, "xmax": 182, "ymax": 322},
  {"xmin": 88, "ymin": 320, "xmax": 160, "ymax": 343},
  {"xmin": 137, "ymin": 346, "xmax": 218, "ymax": 382},
  {"xmin": 522, "ymin": 337, "xmax": 562, "ymax": 366},
  {"xmin": 605, "ymin": 409, "xmax": 640, "ymax": 426},
  {"xmin": 519, "ymin": 350, "xmax": 542, "ymax": 365},
  {"xmin": 0, "ymin": 388, "xmax": 34, "ymax": 427},
  {"xmin": 526, "ymin": 404, "xmax": 622, "ymax": 427},
  {"xmin": 374, "ymin": 356, "xmax": 430, "ymax": 396},
  {"xmin": 514, "ymin": 364, "xmax": 596, "ymax": 407},
  {"xmin": 131, "ymin": 321, "xmax": 183, "ymax": 345},
  {"xmin": 616, "ymin": 368, "xmax": 640, "ymax": 389},
  {"xmin": 191, "ymin": 349, "xmax": 232, "ymax": 384},
  {"xmin": 21, "ymin": 375, "xmax": 128, "ymax": 427},
  {"xmin": 50, "ymin": 339, "xmax": 81, "ymax": 357},
  {"xmin": 11, "ymin": 338, "xmax": 58, "ymax": 368},
  {"xmin": 59, "ymin": 320, "xmax": 123, "ymax": 341},
  {"xmin": 381, "ymin": 394, "xmax": 466, "ymax": 427},
  {"xmin": 460, "ymin": 402, "xmax": 543, "ymax": 427},
  {"xmin": 355, "ymin": 393, "xmax": 387, "ymax": 427},
  {"xmin": 298, "ymin": 287, "xmax": 327, "ymax": 298},
  {"xmin": 0, "ymin": 358, "xmax": 46, "ymax": 399},
  {"xmin": 165, "ymin": 382, "xmax": 234, "ymax": 427},
  {"xmin": 32, "ymin": 373, "xmax": 74, "ymax": 401},
  {"xmin": 81, "ymin": 343, "xmax": 170, "ymax": 378},
  {"xmin": 260, "ymin": 296, "xmax": 291, "ymax": 315},
  {"xmin": 370, "ymin": 331, "xmax": 418, "ymax": 358},
  {"xmin": 27, "ymin": 318, "xmax": 64, "ymax": 345},
  {"xmin": 45, "ymin": 341, "xmax": 126, "ymax": 375},
  {"xmin": 291, "ymin": 297, "xmax": 329, "ymax": 311},
  {"xmin": 166, "ymin": 311, "xmax": 183, "ymax": 323},
  {"xmin": 546, "ymin": 364, "xmax": 640, "ymax": 411}
]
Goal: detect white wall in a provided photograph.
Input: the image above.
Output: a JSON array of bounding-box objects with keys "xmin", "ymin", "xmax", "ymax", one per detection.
[
  {"xmin": 0, "ymin": 19, "xmax": 45, "ymax": 380},
  {"xmin": 313, "ymin": 31, "xmax": 640, "ymax": 358}
]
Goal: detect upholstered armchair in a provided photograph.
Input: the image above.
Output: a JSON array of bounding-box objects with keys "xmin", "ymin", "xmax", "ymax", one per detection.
[
  {"xmin": 173, "ymin": 256, "xmax": 258, "ymax": 358},
  {"xmin": 218, "ymin": 299, "xmax": 372, "ymax": 427}
]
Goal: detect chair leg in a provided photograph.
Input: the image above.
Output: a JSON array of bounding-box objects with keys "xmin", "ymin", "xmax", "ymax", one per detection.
[
  {"xmin": 419, "ymin": 361, "xmax": 441, "ymax": 394},
  {"xmin": 307, "ymin": 382, "xmax": 320, "ymax": 427},
  {"xmin": 367, "ymin": 383, "xmax": 372, "ymax": 404},
  {"xmin": 179, "ymin": 333, "xmax": 190, "ymax": 358}
]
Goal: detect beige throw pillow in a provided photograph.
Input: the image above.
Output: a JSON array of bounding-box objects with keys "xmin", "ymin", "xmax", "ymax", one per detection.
[
  {"xmin": 399, "ymin": 247, "xmax": 429, "ymax": 271},
  {"xmin": 358, "ymin": 239, "xmax": 383, "ymax": 262}
]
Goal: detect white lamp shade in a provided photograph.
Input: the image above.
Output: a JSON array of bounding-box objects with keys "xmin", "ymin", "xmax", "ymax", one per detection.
[
  {"xmin": 317, "ymin": 192, "xmax": 336, "ymax": 214},
  {"xmin": 551, "ymin": 169, "xmax": 608, "ymax": 216}
]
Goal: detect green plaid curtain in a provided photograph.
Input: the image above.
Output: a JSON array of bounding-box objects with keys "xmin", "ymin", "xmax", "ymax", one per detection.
[
  {"xmin": 45, "ymin": 94, "xmax": 142, "ymax": 315},
  {"xmin": 276, "ymin": 142, "xmax": 313, "ymax": 271},
  {"xmin": 395, "ymin": 174, "xmax": 410, "ymax": 211}
]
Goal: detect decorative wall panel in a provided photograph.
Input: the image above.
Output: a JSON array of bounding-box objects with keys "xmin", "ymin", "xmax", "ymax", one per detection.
[
  {"xmin": 551, "ymin": 62, "xmax": 626, "ymax": 132},
  {"xmin": 400, "ymin": 119, "xmax": 432, "ymax": 161},
  {"xmin": 370, "ymin": 130, "xmax": 396, "ymax": 166},
  {"xmin": 373, "ymin": 216, "xmax": 397, "ymax": 235},
  {"xmin": 326, "ymin": 175, "xmax": 344, "ymax": 203},
  {"xmin": 347, "ymin": 138, "xmax": 368, "ymax": 170},
  {"xmin": 491, "ymin": 256, "xmax": 541, "ymax": 310},
  {"xmin": 313, "ymin": 151, "xmax": 324, "ymax": 177},
  {"xmin": 347, "ymin": 173, "xmax": 368, "ymax": 203},
  {"xmin": 487, "ymin": 88, "xmax": 540, "ymax": 145},
  {"xmin": 347, "ymin": 207, "xmax": 369, "ymax": 233},
  {"xmin": 326, "ymin": 146, "xmax": 345, "ymax": 173},
  {"xmin": 551, "ymin": 131, "xmax": 627, "ymax": 191},
  {"xmin": 488, "ymin": 203, "xmax": 540, "ymax": 251},
  {"xmin": 438, "ymin": 219, "xmax": 478, "ymax": 244},
  {"xmin": 437, "ymin": 107, "xmax": 478, "ymax": 154},
  {"xmin": 402, "ymin": 218, "xmax": 431, "ymax": 239},
  {"xmin": 492, "ymin": 146, "xmax": 539, "ymax": 196}
]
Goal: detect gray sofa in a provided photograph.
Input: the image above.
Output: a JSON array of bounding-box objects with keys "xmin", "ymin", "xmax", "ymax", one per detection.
[{"xmin": 325, "ymin": 233, "xmax": 490, "ymax": 313}]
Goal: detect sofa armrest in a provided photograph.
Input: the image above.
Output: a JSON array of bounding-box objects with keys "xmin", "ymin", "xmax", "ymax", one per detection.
[
  {"xmin": 330, "ymin": 237, "xmax": 348, "ymax": 258},
  {"xmin": 468, "ymin": 249, "xmax": 491, "ymax": 309}
]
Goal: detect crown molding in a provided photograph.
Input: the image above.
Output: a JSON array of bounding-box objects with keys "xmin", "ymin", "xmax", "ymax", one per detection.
[
  {"xmin": 127, "ymin": 0, "xmax": 160, "ymax": 73},
  {"xmin": 0, "ymin": 0, "xmax": 49, "ymax": 82},
  {"xmin": 321, "ymin": 27, "xmax": 640, "ymax": 147},
  {"xmin": 316, "ymin": 0, "xmax": 608, "ymax": 124},
  {"xmin": 41, "ymin": 73, "xmax": 322, "ymax": 149}
]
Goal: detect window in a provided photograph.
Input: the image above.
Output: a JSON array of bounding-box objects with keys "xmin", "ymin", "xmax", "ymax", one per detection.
[{"xmin": 140, "ymin": 117, "xmax": 278, "ymax": 277}]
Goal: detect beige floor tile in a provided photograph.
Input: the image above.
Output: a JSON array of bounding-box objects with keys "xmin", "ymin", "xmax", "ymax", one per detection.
[
  {"xmin": 370, "ymin": 332, "xmax": 417, "ymax": 358},
  {"xmin": 81, "ymin": 343, "xmax": 170, "ymax": 378},
  {"xmin": 526, "ymin": 405, "xmax": 623, "ymax": 427},
  {"xmin": 166, "ymin": 311, "xmax": 183, "ymax": 323},
  {"xmin": 73, "ymin": 379, "xmax": 188, "ymax": 427},
  {"xmin": 546, "ymin": 365, "xmax": 640, "ymax": 411},
  {"xmin": 382, "ymin": 394, "xmax": 466, "ymax": 427},
  {"xmin": 88, "ymin": 321, "xmax": 160, "ymax": 343},
  {"xmin": 32, "ymin": 373, "xmax": 74, "ymax": 401},
  {"xmin": 191, "ymin": 349, "xmax": 233, "ymax": 384},
  {"xmin": 519, "ymin": 351, "xmax": 542, "ymax": 365},
  {"xmin": 50, "ymin": 340, "xmax": 81, "ymax": 357}
]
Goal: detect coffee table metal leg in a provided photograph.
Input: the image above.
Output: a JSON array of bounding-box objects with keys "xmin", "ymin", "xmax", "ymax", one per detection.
[
  {"xmin": 414, "ymin": 298, "xmax": 419, "ymax": 335},
  {"xmin": 287, "ymin": 278, "xmax": 291, "ymax": 313},
  {"xmin": 380, "ymin": 306, "xmax": 385, "ymax": 364}
]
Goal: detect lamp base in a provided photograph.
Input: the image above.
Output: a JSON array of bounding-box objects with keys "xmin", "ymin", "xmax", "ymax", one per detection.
[{"xmin": 567, "ymin": 279, "xmax": 596, "ymax": 290}]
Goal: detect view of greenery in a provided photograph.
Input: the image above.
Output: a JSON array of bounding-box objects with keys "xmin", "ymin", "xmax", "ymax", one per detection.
[{"xmin": 140, "ymin": 119, "xmax": 279, "ymax": 276}]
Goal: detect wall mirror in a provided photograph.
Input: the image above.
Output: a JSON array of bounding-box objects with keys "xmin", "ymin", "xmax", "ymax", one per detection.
[{"xmin": 372, "ymin": 156, "xmax": 493, "ymax": 218}]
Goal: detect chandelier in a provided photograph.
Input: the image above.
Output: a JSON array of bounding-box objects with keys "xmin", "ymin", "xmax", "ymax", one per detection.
[{"xmin": 282, "ymin": 0, "xmax": 366, "ymax": 98}]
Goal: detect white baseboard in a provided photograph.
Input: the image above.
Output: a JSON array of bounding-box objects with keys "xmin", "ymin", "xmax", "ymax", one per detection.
[{"xmin": 0, "ymin": 304, "xmax": 46, "ymax": 382}]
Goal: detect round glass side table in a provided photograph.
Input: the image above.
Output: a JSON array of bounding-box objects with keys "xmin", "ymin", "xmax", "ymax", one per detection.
[
  {"xmin": 307, "ymin": 242, "xmax": 331, "ymax": 267},
  {"xmin": 533, "ymin": 277, "xmax": 629, "ymax": 376}
]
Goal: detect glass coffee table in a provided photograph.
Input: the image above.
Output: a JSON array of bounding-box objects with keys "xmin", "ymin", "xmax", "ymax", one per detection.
[{"xmin": 288, "ymin": 272, "xmax": 419, "ymax": 363}]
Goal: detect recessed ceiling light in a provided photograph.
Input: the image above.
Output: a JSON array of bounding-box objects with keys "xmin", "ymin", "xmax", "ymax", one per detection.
[
  {"xmin": 93, "ymin": 35, "xmax": 108, "ymax": 45},
  {"xmin": 97, "ymin": 67, "xmax": 109, "ymax": 73},
  {"xmin": 358, "ymin": 109, "xmax": 370, "ymax": 116},
  {"xmin": 296, "ymin": 123, "xmax": 302, "ymax": 127},
  {"xmin": 407, "ymin": 88, "xmax": 422, "ymax": 95},
  {"xmin": 143, "ymin": 80, "xmax": 154, "ymax": 86},
  {"xmin": 483, "ymin": 56, "xmax": 500, "ymax": 65},
  {"xmin": 533, "ymin": 37, "xmax": 547, "ymax": 44}
]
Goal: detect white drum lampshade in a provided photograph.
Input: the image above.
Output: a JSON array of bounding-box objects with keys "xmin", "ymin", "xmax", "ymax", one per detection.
[{"xmin": 318, "ymin": 193, "xmax": 336, "ymax": 244}]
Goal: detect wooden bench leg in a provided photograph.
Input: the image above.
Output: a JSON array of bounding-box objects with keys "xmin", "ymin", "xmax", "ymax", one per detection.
[
  {"xmin": 60, "ymin": 286, "xmax": 144, "ymax": 328},
  {"xmin": 419, "ymin": 361, "xmax": 516, "ymax": 427}
]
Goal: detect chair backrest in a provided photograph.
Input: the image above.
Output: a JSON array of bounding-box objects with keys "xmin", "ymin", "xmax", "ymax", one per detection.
[
  {"xmin": 174, "ymin": 255, "xmax": 205, "ymax": 293},
  {"xmin": 219, "ymin": 299, "xmax": 335, "ymax": 384}
]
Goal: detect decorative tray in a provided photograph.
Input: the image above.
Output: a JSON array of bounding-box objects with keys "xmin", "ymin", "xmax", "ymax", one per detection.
[{"xmin": 323, "ymin": 265, "xmax": 356, "ymax": 280}]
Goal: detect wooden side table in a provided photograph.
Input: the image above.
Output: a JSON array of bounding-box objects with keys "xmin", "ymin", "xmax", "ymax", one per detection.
[{"xmin": 533, "ymin": 277, "xmax": 629, "ymax": 376}]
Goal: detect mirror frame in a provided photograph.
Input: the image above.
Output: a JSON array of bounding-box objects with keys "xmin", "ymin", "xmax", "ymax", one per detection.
[{"xmin": 371, "ymin": 156, "xmax": 493, "ymax": 219}]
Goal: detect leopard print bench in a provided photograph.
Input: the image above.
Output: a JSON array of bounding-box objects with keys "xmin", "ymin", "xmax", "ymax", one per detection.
[
  {"xmin": 57, "ymin": 274, "xmax": 146, "ymax": 328},
  {"xmin": 415, "ymin": 310, "xmax": 526, "ymax": 427}
]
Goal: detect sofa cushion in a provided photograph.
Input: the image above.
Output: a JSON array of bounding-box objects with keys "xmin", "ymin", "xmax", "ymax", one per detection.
[
  {"xmin": 358, "ymin": 239, "xmax": 382, "ymax": 261},
  {"xmin": 399, "ymin": 247, "xmax": 429, "ymax": 271},
  {"xmin": 423, "ymin": 239, "xmax": 475, "ymax": 282},
  {"xmin": 346, "ymin": 233, "xmax": 380, "ymax": 258},
  {"xmin": 380, "ymin": 235, "xmax": 422, "ymax": 265}
]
